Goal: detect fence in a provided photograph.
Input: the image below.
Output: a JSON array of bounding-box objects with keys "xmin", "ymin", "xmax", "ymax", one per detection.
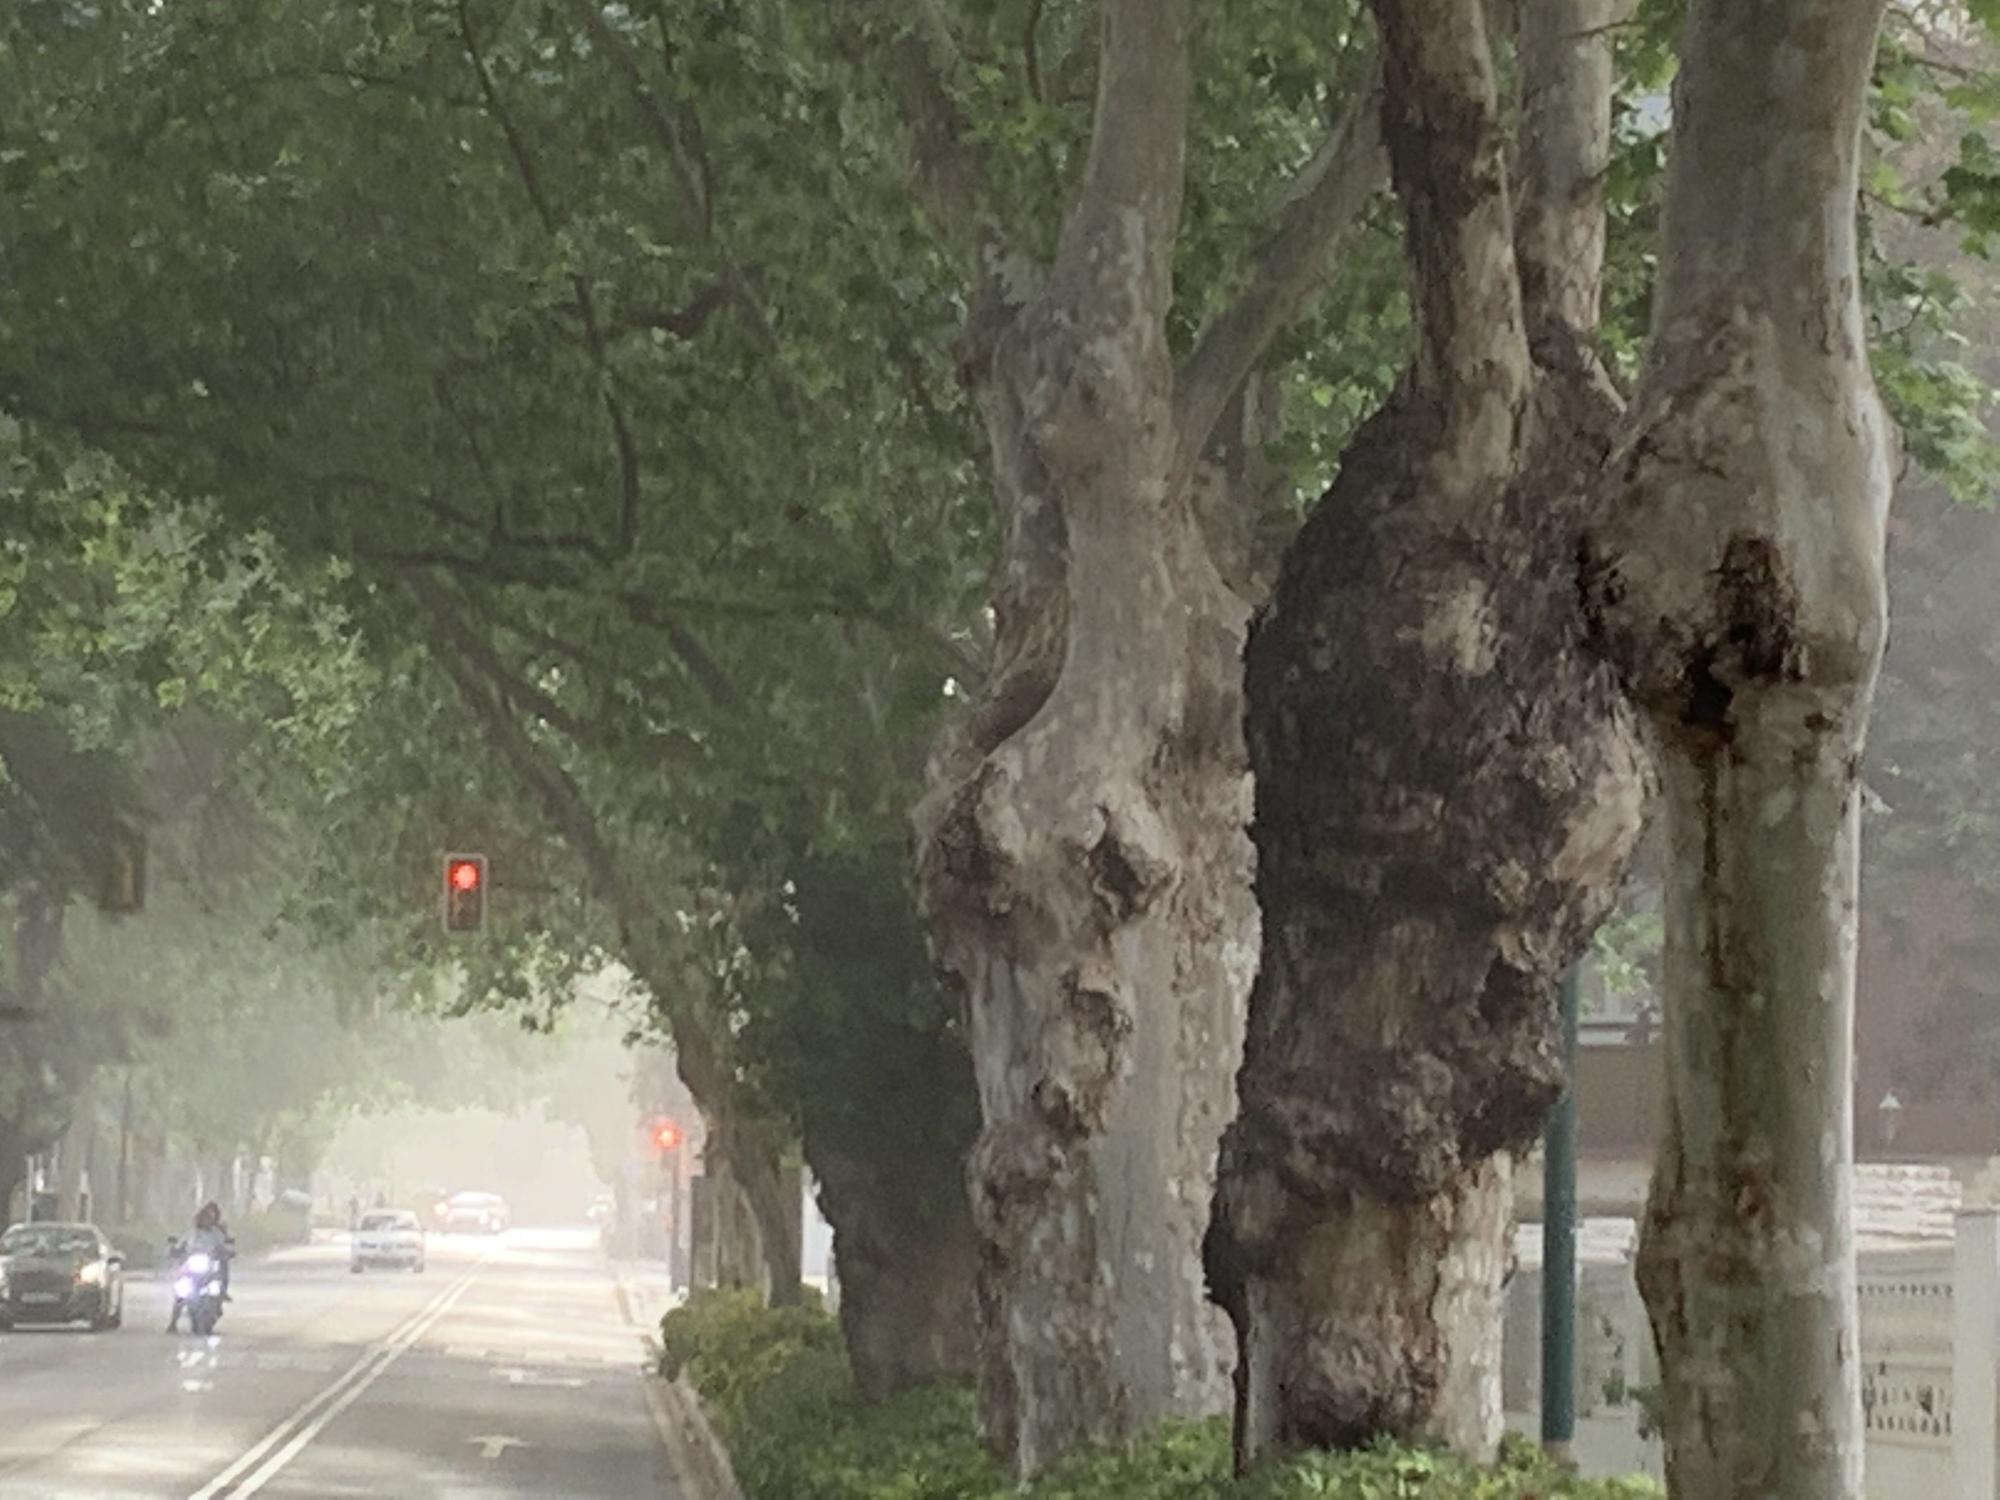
[{"xmin": 1504, "ymin": 1209, "xmax": 2000, "ymax": 1494}]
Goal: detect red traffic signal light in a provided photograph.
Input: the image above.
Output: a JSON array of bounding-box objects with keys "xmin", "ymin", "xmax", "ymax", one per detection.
[
  {"xmin": 649, "ymin": 1118, "xmax": 683, "ymax": 1153},
  {"xmin": 442, "ymin": 853, "xmax": 487, "ymax": 932}
]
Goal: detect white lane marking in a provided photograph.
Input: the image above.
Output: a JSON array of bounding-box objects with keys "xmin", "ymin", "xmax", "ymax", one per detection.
[
  {"xmin": 496, "ymin": 1367, "xmax": 586, "ymax": 1389},
  {"xmin": 468, "ymin": 1434, "xmax": 530, "ymax": 1461},
  {"xmin": 186, "ymin": 1253, "xmax": 493, "ymax": 1500},
  {"xmin": 218, "ymin": 1272, "xmax": 482, "ymax": 1500}
]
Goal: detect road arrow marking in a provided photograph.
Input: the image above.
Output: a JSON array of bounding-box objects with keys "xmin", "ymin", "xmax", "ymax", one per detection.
[
  {"xmin": 469, "ymin": 1435, "xmax": 529, "ymax": 1461},
  {"xmin": 496, "ymin": 1366, "xmax": 586, "ymax": 1388}
]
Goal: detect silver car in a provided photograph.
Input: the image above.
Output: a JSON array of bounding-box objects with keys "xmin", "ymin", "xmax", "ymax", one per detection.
[{"xmin": 350, "ymin": 1210, "xmax": 426, "ymax": 1273}]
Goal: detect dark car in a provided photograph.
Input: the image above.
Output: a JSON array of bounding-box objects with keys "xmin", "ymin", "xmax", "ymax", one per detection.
[{"xmin": 0, "ymin": 1222, "xmax": 125, "ymax": 1331}]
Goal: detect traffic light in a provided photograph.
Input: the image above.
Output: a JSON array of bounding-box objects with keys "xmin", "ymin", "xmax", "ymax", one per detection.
[
  {"xmin": 649, "ymin": 1118, "xmax": 683, "ymax": 1154},
  {"xmin": 442, "ymin": 853, "xmax": 486, "ymax": 933}
]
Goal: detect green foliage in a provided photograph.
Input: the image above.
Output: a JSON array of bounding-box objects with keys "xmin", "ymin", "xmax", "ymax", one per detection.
[
  {"xmin": 660, "ymin": 1288, "xmax": 1001, "ymax": 1500},
  {"xmin": 1589, "ymin": 898, "xmax": 1663, "ymax": 1010},
  {"xmin": 660, "ymin": 1292, "xmax": 1660, "ymax": 1500}
]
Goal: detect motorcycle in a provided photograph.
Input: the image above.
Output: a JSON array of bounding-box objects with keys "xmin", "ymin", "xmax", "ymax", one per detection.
[{"xmin": 167, "ymin": 1238, "xmax": 232, "ymax": 1336}]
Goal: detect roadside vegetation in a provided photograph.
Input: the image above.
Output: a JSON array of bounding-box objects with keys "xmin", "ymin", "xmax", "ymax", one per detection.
[{"xmin": 660, "ymin": 1291, "xmax": 1661, "ymax": 1499}]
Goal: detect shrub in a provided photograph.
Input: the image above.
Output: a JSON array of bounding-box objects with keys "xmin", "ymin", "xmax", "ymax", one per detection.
[
  {"xmin": 660, "ymin": 1288, "xmax": 1002, "ymax": 1499},
  {"xmin": 660, "ymin": 1292, "xmax": 1663, "ymax": 1500}
]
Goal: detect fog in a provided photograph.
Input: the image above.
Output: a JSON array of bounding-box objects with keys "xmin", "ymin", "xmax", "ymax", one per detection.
[{"xmin": 319, "ymin": 1106, "xmax": 604, "ymax": 1227}]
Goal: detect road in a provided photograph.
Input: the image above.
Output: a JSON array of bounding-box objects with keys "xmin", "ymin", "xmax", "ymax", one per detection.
[{"xmin": 0, "ymin": 1228, "xmax": 692, "ymax": 1499}]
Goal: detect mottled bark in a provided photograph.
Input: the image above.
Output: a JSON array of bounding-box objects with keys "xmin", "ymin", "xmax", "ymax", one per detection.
[
  {"xmin": 914, "ymin": 0, "xmax": 1253, "ymax": 1472},
  {"xmin": 1514, "ymin": 0, "xmax": 1614, "ymax": 339},
  {"xmin": 1582, "ymin": 3, "xmax": 1891, "ymax": 1495},
  {"xmin": 1207, "ymin": 0, "xmax": 1642, "ymax": 1464},
  {"xmin": 897, "ymin": 0, "xmax": 1392, "ymax": 1471}
]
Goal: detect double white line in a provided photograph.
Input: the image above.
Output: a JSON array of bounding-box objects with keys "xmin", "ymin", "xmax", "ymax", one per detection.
[{"xmin": 187, "ymin": 1252, "xmax": 493, "ymax": 1500}]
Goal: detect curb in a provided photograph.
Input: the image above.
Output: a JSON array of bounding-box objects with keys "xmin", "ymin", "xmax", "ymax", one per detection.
[
  {"xmin": 647, "ymin": 1372, "xmax": 746, "ymax": 1500},
  {"xmin": 614, "ymin": 1267, "xmax": 743, "ymax": 1500}
]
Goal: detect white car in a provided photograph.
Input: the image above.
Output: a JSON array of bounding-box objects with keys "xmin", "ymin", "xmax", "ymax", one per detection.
[{"xmin": 350, "ymin": 1210, "xmax": 425, "ymax": 1273}]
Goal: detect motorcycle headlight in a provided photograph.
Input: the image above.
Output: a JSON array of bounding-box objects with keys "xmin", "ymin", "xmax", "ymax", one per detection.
[
  {"xmin": 77, "ymin": 1260, "xmax": 106, "ymax": 1286},
  {"xmin": 174, "ymin": 1276, "xmax": 195, "ymax": 1298},
  {"xmin": 185, "ymin": 1253, "xmax": 213, "ymax": 1274}
]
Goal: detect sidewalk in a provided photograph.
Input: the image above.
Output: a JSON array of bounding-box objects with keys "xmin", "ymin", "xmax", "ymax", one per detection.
[{"xmin": 608, "ymin": 1257, "xmax": 684, "ymax": 1356}]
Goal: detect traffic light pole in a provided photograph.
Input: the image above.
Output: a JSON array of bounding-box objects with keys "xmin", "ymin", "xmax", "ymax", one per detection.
[{"xmin": 1541, "ymin": 964, "xmax": 1581, "ymax": 1462}]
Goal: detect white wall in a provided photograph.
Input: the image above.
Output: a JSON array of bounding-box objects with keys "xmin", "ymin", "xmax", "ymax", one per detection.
[{"xmin": 1505, "ymin": 1213, "xmax": 2000, "ymax": 1496}]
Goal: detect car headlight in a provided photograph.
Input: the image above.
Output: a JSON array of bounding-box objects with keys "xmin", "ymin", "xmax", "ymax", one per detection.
[{"xmin": 77, "ymin": 1260, "xmax": 106, "ymax": 1286}]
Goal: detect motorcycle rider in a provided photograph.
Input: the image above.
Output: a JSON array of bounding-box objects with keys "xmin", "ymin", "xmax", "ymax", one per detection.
[{"xmin": 166, "ymin": 1202, "xmax": 233, "ymax": 1332}]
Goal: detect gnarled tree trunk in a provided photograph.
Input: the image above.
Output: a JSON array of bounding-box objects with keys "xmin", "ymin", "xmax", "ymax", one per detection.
[
  {"xmin": 1206, "ymin": 0, "xmax": 1643, "ymax": 1464},
  {"xmin": 914, "ymin": 1, "xmax": 1255, "ymax": 1471},
  {"xmin": 1582, "ymin": 3, "xmax": 1891, "ymax": 1495}
]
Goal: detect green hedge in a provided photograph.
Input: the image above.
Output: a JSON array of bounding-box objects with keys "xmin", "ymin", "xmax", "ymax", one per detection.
[{"xmin": 658, "ymin": 1290, "xmax": 1662, "ymax": 1500}]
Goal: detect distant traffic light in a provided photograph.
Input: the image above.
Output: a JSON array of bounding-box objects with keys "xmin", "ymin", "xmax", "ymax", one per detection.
[
  {"xmin": 649, "ymin": 1118, "xmax": 683, "ymax": 1153},
  {"xmin": 442, "ymin": 853, "xmax": 486, "ymax": 932}
]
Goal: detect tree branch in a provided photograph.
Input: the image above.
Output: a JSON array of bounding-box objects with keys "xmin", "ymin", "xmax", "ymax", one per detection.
[
  {"xmin": 457, "ymin": 0, "xmax": 642, "ymax": 554},
  {"xmin": 1515, "ymin": 0, "xmax": 1617, "ymax": 338},
  {"xmin": 416, "ymin": 588, "xmax": 743, "ymax": 1127},
  {"xmin": 1371, "ymin": 0, "xmax": 1531, "ymax": 424},
  {"xmin": 419, "ymin": 590, "xmax": 630, "ymax": 891},
  {"xmin": 1054, "ymin": 0, "xmax": 1190, "ymax": 325},
  {"xmin": 566, "ymin": 0, "xmax": 806, "ymax": 427},
  {"xmin": 1174, "ymin": 68, "xmax": 1386, "ymax": 469}
]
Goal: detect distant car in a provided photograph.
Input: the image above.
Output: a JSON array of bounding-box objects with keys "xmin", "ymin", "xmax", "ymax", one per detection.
[
  {"xmin": 440, "ymin": 1192, "xmax": 508, "ymax": 1235},
  {"xmin": 350, "ymin": 1210, "xmax": 426, "ymax": 1273},
  {"xmin": 0, "ymin": 1221, "xmax": 125, "ymax": 1331}
]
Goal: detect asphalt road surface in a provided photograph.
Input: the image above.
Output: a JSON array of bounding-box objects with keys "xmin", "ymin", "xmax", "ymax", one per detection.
[{"xmin": 0, "ymin": 1228, "xmax": 691, "ymax": 1499}]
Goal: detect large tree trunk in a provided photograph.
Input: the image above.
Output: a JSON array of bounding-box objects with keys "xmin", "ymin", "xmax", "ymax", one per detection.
[
  {"xmin": 728, "ymin": 1129, "xmax": 801, "ymax": 1305},
  {"xmin": 916, "ymin": 0, "xmax": 1256, "ymax": 1472},
  {"xmin": 812, "ymin": 1139, "xmax": 979, "ymax": 1397},
  {"xmin": 914, "ymin": 2, "xmax": 1258, "ymax": 1472},
  {"xmin": 707, "ymin": 1154, "xmax": 764, "ymax": 1292},
  {"xmin": 780, "ymin": 852, "xmax": 982, "ymax": 1392},
  {"xmin": 1582, "ymin": 3, "xmax": 1890, "ymax": 1496},
  {"xmin": 1206, "ymin": 0, "xmax": 1643, "ymax": 1464}
]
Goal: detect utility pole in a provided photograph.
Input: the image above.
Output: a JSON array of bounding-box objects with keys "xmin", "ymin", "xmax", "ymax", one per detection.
[{"xmin": 1541, "ymin": 964, "xmax": 1581, "ymax": 1463}]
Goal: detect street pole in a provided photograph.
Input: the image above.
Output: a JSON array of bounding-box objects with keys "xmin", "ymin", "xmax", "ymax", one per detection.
[{"xmin": 1541, "ymin": 964, "xmax": 1581, "ymax": 1462}]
